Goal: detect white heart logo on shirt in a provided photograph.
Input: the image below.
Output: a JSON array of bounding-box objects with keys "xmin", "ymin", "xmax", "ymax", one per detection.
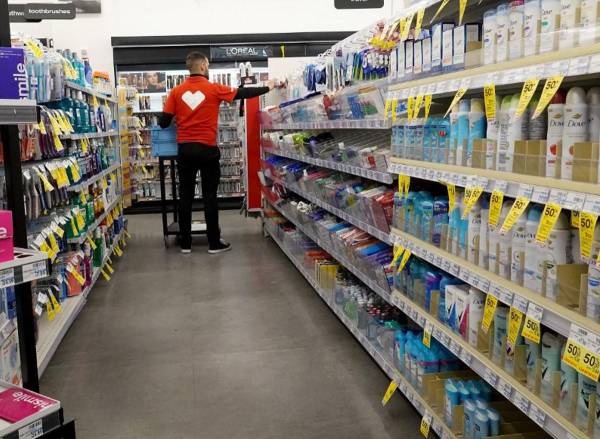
[{"xmin": 181, "ymin": 90, "xmax": 205, "ymax": 110}]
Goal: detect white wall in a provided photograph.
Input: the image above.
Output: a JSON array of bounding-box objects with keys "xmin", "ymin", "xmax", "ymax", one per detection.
[{"xmin": 10, "ymin": 0, "xmax": 405, "ymax": 80}]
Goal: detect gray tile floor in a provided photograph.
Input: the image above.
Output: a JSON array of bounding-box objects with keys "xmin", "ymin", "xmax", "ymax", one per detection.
[{"xmin": 41, "ymin": 212, "xmax": 422, "ymax": 439}]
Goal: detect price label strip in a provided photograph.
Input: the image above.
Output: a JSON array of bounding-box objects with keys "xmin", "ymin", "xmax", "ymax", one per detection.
[
  {"xmin": 535, "ymin": 202, "xmax": 562, "ymax": 245},
  {"xmin": 500, "ymin": 196, "xmax": 530, "ymax": 235},
  {"xmin": 522, "ymin": 302, "xmax": 543, "ymax": 344},
  {"xmin": 481, "ymin": 292, "xmax": 498, "ymax": 334}
]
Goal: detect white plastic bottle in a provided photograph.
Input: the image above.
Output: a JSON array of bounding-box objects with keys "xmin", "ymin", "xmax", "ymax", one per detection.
[
  {"xmin": 587, "ymin": 87, "xmax": 600, "ymax": 141},
  {"xmin": 580, "ymin": 0, "xmax": 600, "ymax": 45},
  {"xmin": 546, "ymin": 90, "xmax": 566, "ymax": 178},
  {"xmin": 541, "ymin": 332, "xmax": 563, "ymax": 402},
  {"xmin": 539, "ymin": 0, "xmax": 562, "ymax": 52},
  {"xmin": 498, "ymin": 201, "xmax": 514, "ymax": 278},
  {"xmin": 486, "ymin": 96, "xmax": 501, "ymax": 170},
  {"xmin": 483, "ymin": 10, "xmax": 498, "ymax": 64},
  {"xmin": 562, "ymin": 87, "xmax": 589, "ymax": 180},
  {"xmin": 511, "ymin": 209, "xmax": 529, "ymax": 286},
  {"xmin": 497, "ymin": 95, "xmax": 513, "ymax": 171},
  {"xmin": 541, "ymin": 211, "xmax": 573, "ymax": 301},
  {"xmin": 528, "ymin": 96, "xmax": 547, "ymax": 140},
  {"xmin": 577, "ymin": 375, "xmax": 598, "ymax": 429},
  {"xmin": 498, "ymin": 94, "xmax": 527, "ymax": 172},
  {"xmin": 456, "ymin": 100, "xmax": 470, "ymax": 166},
  {"xmin": 560, "ymin": 342, "xmax": 579, "ymax": 417},
  {"xmin": 468, "ymin": 200, "xmax": 483, "ymax": 265},
  {"xmin": 524, "ymin": 0, "xmax": 541, "ymax": 56},
  {"xmin": 524, "ymin": 206, "xmax": 544, "ymax": 293},
  {"xmin": 509, "ymin": 1, "xmax": 526, "ymax": 59},
  {"xmin": 480, "ymin": 197, "xmax": 491, "ymax": 270},
  {"xmin": 559, "ymin": 0, "xmax": 582, "ymax": 49},
  {"xmin": 525, "ymin": 337, "xmax": 541, "ymax": 390},
  {"xmin": 496, "ymin": 4, "xmax": 510, "ymax": 62},
  {"xmin": 468, "ymin": 288, "xmax": 485, "ymax": 347}
]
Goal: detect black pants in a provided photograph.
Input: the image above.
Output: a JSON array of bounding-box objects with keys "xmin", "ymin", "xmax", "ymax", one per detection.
[{"xmin": 177, "ymin": 143, "xmax": 221, "ymax": 249}]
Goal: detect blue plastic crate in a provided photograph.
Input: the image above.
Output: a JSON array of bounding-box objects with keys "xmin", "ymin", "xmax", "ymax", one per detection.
[{"xmin": 151, "ymin": 125, "xmax": 178, "ymax": 157}]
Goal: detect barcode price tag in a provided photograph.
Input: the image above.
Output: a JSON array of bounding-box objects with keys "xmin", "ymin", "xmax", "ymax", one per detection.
[
  {"xmin": 528, "ymin": 404, "xmax": 546, "ymax": 428},
  {"xmin": 584, "ymin": 195, "xmax": 600, "ymax": 215},
  {"xmin": 18, "ymin": 419, "xmax": 43, "ymax": 439},
  {"xmin": 498, "ymin": 379, "xmax": 513, "ymax": 399},
  {"xmin": 563, "ymin": 324, "xmax": 586, "ymax": 369},
  {"xmin": 565, "ymin": 192, "xmax": 586, "ymax": 211},
  {"xmin": 512, "ymin": 295, "xmax": 528, "ymax": 314},
  {"xmin": 512, "ymin": 391, "xmax": 530, "ymax": 414},
  {"xmin": 450, "ymin": 340, "xmax": 461, "ymax": 355},
  {"xmin": 460, "ymin": 268, "xmax": 473, "ymax": 284},
  {"xmin": 433, "ymin": 327, "xmax": 444, "ymax": 341},
  {"xmin": 522, "ymin": 302, "xmax": 543, "ymax": 344},
  {"xmin": 531, "ymin": 187, "xmax": 551, "ymax": 204},
  {"xmin": 484, "ymin": 368, "xmax": 498, "ymax": 386},
  {"xmin": 0, "ymin": 268, "xmax": 15, "ymax": 288},
  {"xmin": 459, "ymin": 348, "xmax": 473, "ymax": 365},
  {"xmin": 568, "ymin": 56, "xmax": 590, "ymax": 76}
]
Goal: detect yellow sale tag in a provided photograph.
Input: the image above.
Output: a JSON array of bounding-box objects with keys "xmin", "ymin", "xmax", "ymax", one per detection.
[
  {"xmin": 391, "ymin": 98, "xmax": 399, "ymax": 122},
  {"xmin": 125, "ymin": 230, "xmax": 132, "ymax": 239},
  {"xmin": 532, "ymin": 76, "xmax": 565, "ymax": 119},
  {"xmin": 47, "ymin": 233, "xmax": 59, "ymax": 254},
  {"xmin": 81, "ymin": 138, "xmax": 88, "ymax": 154},
  {"xmin": 54, "ymin": 225, "xmax": 65, "ymax": 238},
  {"xmin": 447, "ymin": 184, "xmax": 457, "ymax": 212},
  {"xmin": 563, "ymin": 338, "xmax": 583, "ymax": 369},
  {"xmin": 507, "ymin": 307, "xmax": 524, "ymax": 348},
  {"xmin": 407, "ymin": 96, "xmax": 415, "ymax": 122},
  {"xmin": 47, "ymin": 113, "xmax": 62, "ymax": 135},
  {"xmin": 70, "ymin": 217, "xmax": 78, "ymax": 236},
  {"xmin": 580, "ymin": 212, "xmax": 599, "ymax": 261},
  {"xmin": 522, "ymin": 315, "xmax": 541, "ymax": 344},
  {"xmin": 68, "ymin": 266, "xmax": 86, "ymax": 286},
  {"xmin": 461, "ymin": 186, "xmax": 484, "ymax": 219},
  {"xmin": 36, "ymin": 169, "xmax": 54, "ymax": 192},
  {"xmin": 414, "ymin": 9, "xmax": 425, "ymax": 38},
  {"xmin": 53, "ymin": 134, "xmax": 64, "ymax": 152},
  {"xmin": 578, "ymin": 347, "xmax": 600, "ymax": 381},
  {"xmin": 444, "ymin": 87, "xmax": 468, "ymax": 117},
  {"xmin": 459, "ymin": 0, "xmax": 468, "ymax": 24},
  {"xmin": 92, "ymin": 96, "xmax": 99, "ymax": 108},
  {"xmin": 420, "ymin": 414, "xmax": 432, "ymax": 438},
  {"xmin": 414, "ymin": 94, "xmax": 424, "ymax": 119},
  {"xmin": 25, "ymin": 40, "xmax": 44, "ymax": 59},
  {"xmin": 481, "ymin": 293, "xmax": 498, "ymax": 334},
  {"xmin": 572, "ymin": 210, "xmax": 580, "ymax": 228},
  {"xmin": 86, "ymin": 235, "xmax": 97, "ymax": 250},
  {"xmin": 402, "ymin": 175, "xmax": 410, "ymax": 195},
  {"xmin": 76, "ymin": 212, "xmax": 86, "ymax": 231},
  {"xmin": 483, "ymin": 83, "xmax": 496, "ymax": 121},
  {"xmin": 101, "ymin": 177, "xmax": 108, "ymax": 190},
  {"xmin": 101, "ymin": 270, "xmax": 111, "ymax": 282},
  {"xmin": 71, "ymin": 163, "xmax": 81, "ymax": 182},
  {"xmin": 80, "ymin": 190, "xmax": 87, "ymax": 204},
  {"xmin": 423, "ymin": 328, "xmax": 431, "ymax": 348},
  {"xmin": 535, "ymin": 202, "xmax": 562, "ymax": 244},
  {"xmin": 430, "ymin": 0, "xmax": 450, "ymax": 23},
  {"xmin": 398, "ymin": 249, "xmax": 412, "ymax": 273},
  {"xmin": 384, "ymin": 99, "xmax": 392, "ymax": 120},
  {"xmin": 500, "ymin": 196, "xmax": 530, "ymax": 235},
  {"xmin": 105, "ymin": 264, "xmax": 114, "ymax": 274},
  {"xmin": 389, "ymin": 245, "xmax": 405, "ymax": 269},
  {"xmin": 38, "ymin": 119, "xmax": 47, "ymax": 135},
  {"xmin": 424, "ymin": 95, "xmax": 432, "ymax": 121},
  {"xmin": 49, "ymin": 292, "xmax": 62, "ymax": 313},
  {"xmin": 46, "ymin": 301, "xmax": 56, "ymax": 321},
  {"xmin": 381, "ymin": 381, "xmax": 398, "ymax": 406},
  {"xmin": 401, "ymin": 12, "xmax": 414, "ymax": 41},
  {"xmin": 515, "ymin": 79, "xmax": 540, "ymax": 118}
]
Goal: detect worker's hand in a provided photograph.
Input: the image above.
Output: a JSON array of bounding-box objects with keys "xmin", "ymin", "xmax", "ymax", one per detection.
[{"xmin": 266, "ymin": 80, "xmax": 276, "ymax": 90}]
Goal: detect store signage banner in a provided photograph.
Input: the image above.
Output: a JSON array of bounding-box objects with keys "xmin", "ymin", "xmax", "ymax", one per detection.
[
  {"xmin": 0, "ymin": 48, "xmax": 28, "ymax": 100},
  {"xmin": 8, "ymin": 3, "xmax": 77, "ymax": 21},
  {"xmin": 210, "ymin": 46, "xmax": 273, "ymax": 61},
  {"xmin": 334, "ymin": 0, "xmax": 384, "ymax": 8}
]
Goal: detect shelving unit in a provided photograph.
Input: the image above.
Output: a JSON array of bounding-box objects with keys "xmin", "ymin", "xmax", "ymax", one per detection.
[
  {"xmin": 266, "ymin": 119, "xmax": 391, "ymax": 130},
  {"xmin": 66, "ymin": 163, "xmax": 121, "ymax": 192},
  {"xmin": 264, "ymin": 219, "xmax": 456, "ymax": 439},
  {"xmin": 0, "ymin": 99, "xmax": 38, "ymax": 124}
]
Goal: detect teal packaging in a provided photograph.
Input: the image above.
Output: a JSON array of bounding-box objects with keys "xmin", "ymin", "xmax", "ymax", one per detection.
[
  {"xmin": 464, "ymin": 399, "xmax": 476, "ymax": 439},
  {"xmin": 473, "ymin": 409, "xmax": 490, "ymax": 439},
  {"xmin": 445, "ymin": 379, "xmax": 460, "ymax": 426},
  {"xmin": 493, "ymin": 307, "xmax": 508, "ymax": 363},
  {"xmin": 456, "ymin": 99, "xmax": 470, "ymax": 166},
  {"xmin": 487, "ymin": 408, "xmax": 501, "ymax": 436}
]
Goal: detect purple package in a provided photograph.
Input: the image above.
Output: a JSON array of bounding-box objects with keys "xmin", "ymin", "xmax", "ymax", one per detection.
[{"xmin": 0, "ymin": 47, "xmax": 28, "ymax": 100}]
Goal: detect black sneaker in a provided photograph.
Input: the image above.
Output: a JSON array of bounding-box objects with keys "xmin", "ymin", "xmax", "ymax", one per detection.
[{"xmin": 208, "ymin": 241, "xmax": 232, "ymax": 254}]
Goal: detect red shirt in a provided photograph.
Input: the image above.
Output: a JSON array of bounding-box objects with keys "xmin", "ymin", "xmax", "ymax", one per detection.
[{"xmin": 163, "ymin": 76, "xmax": 237, "ymax": 145}]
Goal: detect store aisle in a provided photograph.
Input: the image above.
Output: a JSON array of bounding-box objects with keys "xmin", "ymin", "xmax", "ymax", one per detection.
[{"xmin": 40, "ymin": 212, "xmax": 422, "ymax": 439}]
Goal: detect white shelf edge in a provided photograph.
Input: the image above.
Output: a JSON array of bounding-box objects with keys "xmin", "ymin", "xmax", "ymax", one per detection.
[
  {"xmin": 263, "ymin": 147, "xmax": 394, "ymax": 184},
  {"xmin": 67, "ymin": 162, "xmax": 121, "ymax": 192},
  {"xmin": 64, "ymin": 81, "xmax": 117, "ymax": 103},
  {"xmin": 264, "ymin": 221, "xmax": 456, "ymax": 439},
  {"xmin": 264, "ymin": 119, "xmax": 392, "ymax": 131},
  {"xmin": 388, "ymin": 228, "xmax": 600, "ymax": 341}
]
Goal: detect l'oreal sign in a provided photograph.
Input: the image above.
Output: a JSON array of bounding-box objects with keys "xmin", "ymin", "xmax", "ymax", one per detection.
[
  {"xmin": 334, "ymin": 0, "xmax": 384, "ymax": 8},
  {"xmin": 210, "ymin": 46, "xmax": 273, "ymax": 61},
  {"xmin": 0, "ymin": 48, "xmax": 29, "ymax": 100}
]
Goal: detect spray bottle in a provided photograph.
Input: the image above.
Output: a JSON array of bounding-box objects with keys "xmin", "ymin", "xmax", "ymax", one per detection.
[
  {"xmin": 546, "ymin": 90, "xmax": 566, "ymax": 178},
  {"xmin": 562, "ymin": 87, "xmax": 589, "ymax": 180}
]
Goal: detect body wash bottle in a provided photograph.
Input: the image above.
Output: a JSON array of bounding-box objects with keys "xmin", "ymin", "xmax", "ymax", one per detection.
[{"xmin": 559, "ymin": 0, "xmax": 582, "ymax": 49}]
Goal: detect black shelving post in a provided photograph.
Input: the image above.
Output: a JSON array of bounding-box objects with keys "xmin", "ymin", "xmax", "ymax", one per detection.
[{"xmin": 0, "ymin": 0, "xmax": 41, "ymax": 391}]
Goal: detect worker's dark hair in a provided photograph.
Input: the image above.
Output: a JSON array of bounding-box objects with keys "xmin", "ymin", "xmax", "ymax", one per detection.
[{"xmin": 186, "ymin": 51, "xmax": 209, "ymax": 70}]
